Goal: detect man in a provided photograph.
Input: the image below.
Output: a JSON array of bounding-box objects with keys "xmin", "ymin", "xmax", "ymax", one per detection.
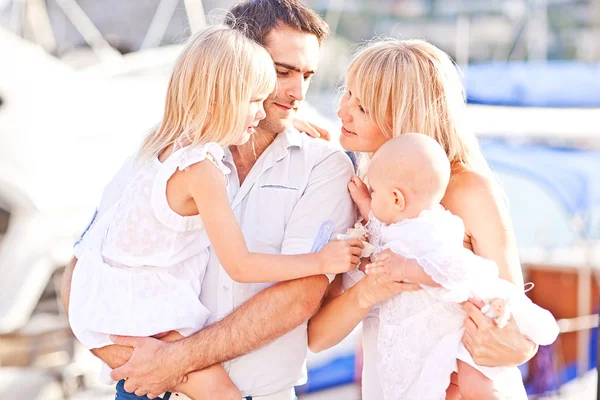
[{"xmin": 62, "ymin": 1, "xmax": 356, "ymax": 398}]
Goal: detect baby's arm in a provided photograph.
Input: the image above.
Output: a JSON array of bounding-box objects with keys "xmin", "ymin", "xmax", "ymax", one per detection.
[
  {"xmin": 187, "ymin": 161, "xmax": 363, "ymax": 283},
  {"xmin": 365, "ymin": 249, "xmax": 440, "ymax": 287},
  {"xmin": 348, "ymin": 176, "xmax": 372, "ymax": 221}
]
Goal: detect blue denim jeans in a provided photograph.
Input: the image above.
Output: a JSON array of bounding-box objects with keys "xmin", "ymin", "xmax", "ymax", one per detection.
[{"xmin": 115, "ymin": 379, "xmax": 172, "ymax": 400}]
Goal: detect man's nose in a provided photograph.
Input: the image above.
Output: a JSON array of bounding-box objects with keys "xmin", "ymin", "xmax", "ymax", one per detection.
[{"xmin": 285, "ymin": 75, "xmax": 306, "ymax": 102}]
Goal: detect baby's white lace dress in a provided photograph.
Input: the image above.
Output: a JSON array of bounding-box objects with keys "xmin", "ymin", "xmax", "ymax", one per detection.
[
  {"xmin": 376, "ymin": 205, "xmax": 558, "ymax": 400},
  {"xmin": 69, "ymin": 143, "xmax": 231, "ymax": 350}
]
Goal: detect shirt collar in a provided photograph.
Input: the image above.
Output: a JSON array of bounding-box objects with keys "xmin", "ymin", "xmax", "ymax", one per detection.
[
  {"xmin": 272, "ymin": 126, "xmax": 304, "ymax": 151},
  {"xmin": 223, "ymin": 127, "xmax": 303, "ymax": 165}
]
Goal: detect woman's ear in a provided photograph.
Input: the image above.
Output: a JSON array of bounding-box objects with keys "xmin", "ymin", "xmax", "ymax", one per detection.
[{"xmin": 392, "ymin": 188, "xmax": 405, "ymax": 211}]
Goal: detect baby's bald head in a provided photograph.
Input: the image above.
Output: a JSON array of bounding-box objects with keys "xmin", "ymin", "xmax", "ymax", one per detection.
[{"xmin": 368, "ymin": 133, "xmax": 450, "ymax": 223}]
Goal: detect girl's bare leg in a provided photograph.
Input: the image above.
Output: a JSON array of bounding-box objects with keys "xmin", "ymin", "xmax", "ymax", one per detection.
[
  {"xmin": 175, "ymin": 364, "xmax": 240, "ymax": 400},
  {"xmin": 155, "ymin": 331, "xmax": 240, "ymax": 400}
]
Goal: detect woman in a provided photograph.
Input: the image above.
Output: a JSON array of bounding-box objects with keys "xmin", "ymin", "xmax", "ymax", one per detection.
[{"xmin": 307, "ymin": 38, "xmax": 538, "ymax": 399}]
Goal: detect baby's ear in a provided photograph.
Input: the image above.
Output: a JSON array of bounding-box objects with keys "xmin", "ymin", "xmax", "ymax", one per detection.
[{"xmin": 392, "ymin": 189, "xmax": 405, "ymax": 211}]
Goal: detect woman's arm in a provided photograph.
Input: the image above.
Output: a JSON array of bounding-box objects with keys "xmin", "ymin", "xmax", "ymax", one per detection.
[
  {"xmin": 443, "ymin": 170, "xmax": 523, "ymax": 287},
  {"xmin": 443, "ymin": 169, "xmax": 535, "ymax": 366},
  {"xmin": 186, "ymin": 161, "xmax": 363, "ymax": 283},
  {"xmin": 308, "ymin": 273, "xmax": 420, "ymax": 352}
]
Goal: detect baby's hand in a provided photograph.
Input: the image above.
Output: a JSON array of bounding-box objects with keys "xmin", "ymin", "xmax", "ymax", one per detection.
[
  {"xmin": 348, "ymin": 176, "xmax": 371, "ymax": 219},
  {"xmin": 348, "ymin": 176, "xmax": 370, "ymax": 204},
  {"xmin": 365, "ymin": 250, "xmax": 407, "ymax": 283},
  {"xmin": 318, "ymin": 238, "xmax": 364, "ymax": 274}
]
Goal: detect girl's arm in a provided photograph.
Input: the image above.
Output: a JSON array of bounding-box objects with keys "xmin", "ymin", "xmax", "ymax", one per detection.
[
  {"xmin": 308, "ymin": 273, "xmax": 420, "ymax": 352},
  {"xmin": 186, "ymin": 161, "xmax": 363, "ymax": 283}
]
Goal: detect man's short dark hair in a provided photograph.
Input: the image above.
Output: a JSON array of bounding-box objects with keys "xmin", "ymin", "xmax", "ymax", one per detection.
[{"xmin": 226, "ymin": 0, "xmax": 330, "ymax": 46}]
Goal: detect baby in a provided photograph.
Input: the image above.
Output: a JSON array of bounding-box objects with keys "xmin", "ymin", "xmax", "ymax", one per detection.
[{"xmin": 349, "ymin": 133, "xmax": 559, "ymax": 400}]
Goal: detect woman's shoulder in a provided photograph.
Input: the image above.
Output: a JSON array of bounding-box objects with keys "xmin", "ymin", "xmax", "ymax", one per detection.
[
  {"xmin": 443, "ymin": 164, "xmax": 503, "ymax": 221},
  {"xmin": 446, "ymin": 165, "xmax": 497, "ymax": 201}
]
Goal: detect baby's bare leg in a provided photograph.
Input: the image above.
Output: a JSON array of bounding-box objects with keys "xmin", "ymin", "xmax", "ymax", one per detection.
[
  {"xmin": 175, "ymin": 364, "xmax": 240, "ymax": 400},
  {"xmin": 457, "ymin": 360, "xmax": 505, "ymax": 400}
]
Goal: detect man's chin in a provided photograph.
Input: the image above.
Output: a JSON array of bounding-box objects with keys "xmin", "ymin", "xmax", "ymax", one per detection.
[{"xmin": 259, "ymin": 115, "xmax": 295, "ymax": 134}]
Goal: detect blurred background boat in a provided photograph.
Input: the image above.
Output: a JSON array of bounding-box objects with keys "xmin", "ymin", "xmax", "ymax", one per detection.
[{"xmin": 1, "ymin": 0, "xmax": 599, "ymax": 398}]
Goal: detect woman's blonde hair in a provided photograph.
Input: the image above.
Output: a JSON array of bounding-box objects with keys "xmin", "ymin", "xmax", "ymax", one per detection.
[
  {"xmin": 346, "ymin": 38, "xmax": 490, "ymax": 175},
  {"xmin": 139, "ymin": 25, "xmax": 276, "ymax": 160}
]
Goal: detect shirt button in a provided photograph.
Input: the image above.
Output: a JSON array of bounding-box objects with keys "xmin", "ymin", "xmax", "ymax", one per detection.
[
  {"xmin": 324, "ymin": 224, "xmax": 331, "ymax": 231},
  {"xmin": 222, "ymin": 285, "xmax": 229, "ymax": 292}
]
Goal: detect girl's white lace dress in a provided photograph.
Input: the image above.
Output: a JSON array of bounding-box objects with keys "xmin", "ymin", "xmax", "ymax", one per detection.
[
  {"xmin": 374, "ymin": 205, "xmax": 559, "ymax": 400},
  {"xmin": 69, "ymin": 143, "xmax": 230, "ymax": 351}
]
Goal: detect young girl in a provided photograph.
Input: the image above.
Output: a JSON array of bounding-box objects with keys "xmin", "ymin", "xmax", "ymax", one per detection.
[
  {"xmin": 348, "ymin": 133, "xmax": 559, "ymax": 400},
  {"xmin": 68, "ymin": 26, "xmax": 363, "ymax": 400}
]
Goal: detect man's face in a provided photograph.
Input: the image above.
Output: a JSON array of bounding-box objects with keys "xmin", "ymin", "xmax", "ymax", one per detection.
[{"xmin": 260, "ymin": 26, "xmax": 320, "ymax": 134}]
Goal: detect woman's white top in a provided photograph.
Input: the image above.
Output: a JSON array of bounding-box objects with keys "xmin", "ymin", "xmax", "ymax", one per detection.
[
  {"xmin": 69, "ymin": 143, "xmax": 231, "ymax": 349},
  {"xmin": 346, "ymin": 206, "xmax": 559, "ymax": 400}
]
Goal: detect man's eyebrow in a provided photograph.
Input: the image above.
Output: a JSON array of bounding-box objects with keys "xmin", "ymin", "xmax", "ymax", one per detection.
[{"xmin": 274, "ymin": 62, "xmax": 315, "ymax": 75}]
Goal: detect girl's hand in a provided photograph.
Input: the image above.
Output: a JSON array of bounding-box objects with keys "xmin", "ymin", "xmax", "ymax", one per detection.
[
  {"xmin": 294, "ymin": 118, "xmax": 331, "ymax": 141},
  {"xmin": 318, "ymin": 239, "xmax": 364, "ymax": 274},
  {"xmin": 461, "ymin": 300, "xmax": 537, "ymax": 367},
  {"xmin": 356, "ymin": 271, "xmax": 420, "ymax": 309}
]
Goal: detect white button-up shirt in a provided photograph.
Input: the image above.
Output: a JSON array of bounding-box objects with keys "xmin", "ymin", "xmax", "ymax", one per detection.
[
  {"xmin": 201, "ymin": 129, "xmax": 355, "ymax": 396},
  {"xmin": 76, "ymin": 128, "xmax": 355, "ymax": 397}
]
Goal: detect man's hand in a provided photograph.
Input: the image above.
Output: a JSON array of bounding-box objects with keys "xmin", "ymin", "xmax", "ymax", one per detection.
[
  {"xmin": 293, "ymin": 118, "xmax": 331, "ymax": 141},
  {"xmin": 110, "ymin": 335, "xmax": 188, "ymax": 398},
  {"xmin": 462, "ymin": 299, "xmax": 537, "ymax": 367}
]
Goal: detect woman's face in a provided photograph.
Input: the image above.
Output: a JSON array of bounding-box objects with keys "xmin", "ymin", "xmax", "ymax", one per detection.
[{"xmin": 337, "ymin": 83, "xmax": 388, "ymax": 153}]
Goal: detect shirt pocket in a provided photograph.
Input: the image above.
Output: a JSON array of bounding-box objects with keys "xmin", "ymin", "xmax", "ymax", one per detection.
[{"xmin": 260, "ymin": 184, "xmax": 299, "ymax": 191}]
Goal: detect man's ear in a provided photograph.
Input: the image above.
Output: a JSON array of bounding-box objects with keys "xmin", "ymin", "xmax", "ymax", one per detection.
[{"xmin": 392, "ymin": 188, "xmax": 405, "ymax": 211}]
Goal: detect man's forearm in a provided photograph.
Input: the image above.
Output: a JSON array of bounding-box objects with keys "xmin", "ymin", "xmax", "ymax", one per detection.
[{"xmin": 177, "ymin": 274, "xmax": 330, "ymax": 373}]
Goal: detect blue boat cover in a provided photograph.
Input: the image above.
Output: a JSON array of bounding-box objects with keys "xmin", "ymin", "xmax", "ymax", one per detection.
[{"xmin": 465, "ymin": 62, "xmax": 600, "ymax": 108}]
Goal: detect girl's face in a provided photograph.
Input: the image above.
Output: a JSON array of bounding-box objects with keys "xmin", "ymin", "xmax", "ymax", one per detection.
[
  {"xmin": 235, "ymin": 94, "xmax": 269, "ymax": 146},
  {"xmin": 337, "ymin": 82, "xmax": 388, "ymax": 153}
]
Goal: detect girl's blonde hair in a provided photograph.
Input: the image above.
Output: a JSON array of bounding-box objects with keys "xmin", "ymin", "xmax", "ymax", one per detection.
[
  {"xmin": 346, "ymin": 38, "xmax": 490, "ymax": 175},
  {"xmin": 139, "ymin": 25, "xmax": 276, "ymax": 160}
]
